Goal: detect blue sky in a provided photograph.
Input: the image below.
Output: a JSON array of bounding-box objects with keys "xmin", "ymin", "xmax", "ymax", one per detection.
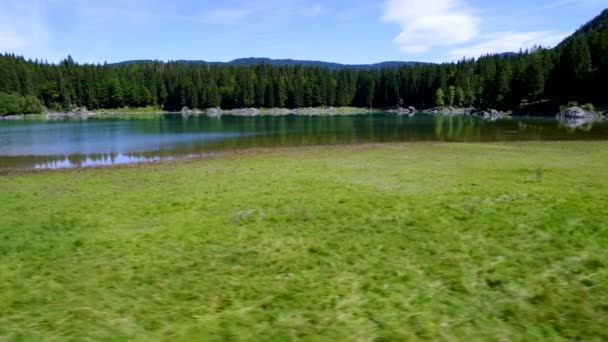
[{"xmin": 0, "ymin": 0, "xmax": 606, "ymax": 64}]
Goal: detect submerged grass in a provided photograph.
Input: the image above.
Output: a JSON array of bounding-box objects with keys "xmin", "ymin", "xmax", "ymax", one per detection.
[{"xmin": 1, "ymin": 142, "xmax": 607, "ymax": 340}]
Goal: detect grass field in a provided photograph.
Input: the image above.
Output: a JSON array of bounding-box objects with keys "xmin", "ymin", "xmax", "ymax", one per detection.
[{"xmin": 1, "ymin": 142, "xmax": 607, "ymax": 340}]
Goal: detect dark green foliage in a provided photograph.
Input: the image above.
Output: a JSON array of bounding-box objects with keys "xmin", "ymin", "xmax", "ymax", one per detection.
[
  {"xmin": 0, "ymin": 10, "xmax": 606, "ymax": 113},
  {"xmin": 0, "ymin": 92, "xmax": 42, "ymax": 115},
  {"xmin": 435, "ymin": 88, "xmax": 445, "ymax": 107},
  {"xmin": 583, "ymin": 103, "xmax": 596, "ymax": 112}
]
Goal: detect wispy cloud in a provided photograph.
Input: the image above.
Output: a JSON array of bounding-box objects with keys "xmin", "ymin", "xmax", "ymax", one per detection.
[
  {"xmin": 337, "ymin": 3, "xmax": 379, "ymax": 22},
  {"xmin": 447, "ymin": 31, "xmax": 567, "ymax": 60},
  {"xmin": 0, "ymin": 1, "xmax": 54, "ymax": 59},
  {"xmin": 200, "ymin": 8, "xmax": 251, "ymax": 25},
  {"xmin": 303, "ymin": 4, "xmax": 327, "ymax": 17},
  {"xmin": 198, "ymin": 2, "xmax": 327, "ymax": 24},
  {"xmin": 381, "ymin": 0, "xmax": 480, "ymax": 53},
  {"xmin": 534, "ymin": 0, "xmax": 603, "ymax": 11},
  {"xmin": 73, "ymin": 1, "xmax": 327, "ymax": 27},
  {"xmin": 535, "ymin": 0, "xmax": 577, "ymax": 11}
]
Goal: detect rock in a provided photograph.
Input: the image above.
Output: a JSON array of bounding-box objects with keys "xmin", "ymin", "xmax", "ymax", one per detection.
[
  {"xmin": 206, "ymin": 107, "xmax": 223, "ymax": 117},
  {"xmin": 228, "ymin": 108, "xmax": 260, "ymax": 116},
  {"xmin": 0, "ymin": 114, "xmax": 24, "ymax": 120},
  {"xmin": 556, "ymin": 107, "xmax": 598, "ymax": 120},
  {"xmin": 422, "ymin": 107, "xmax": 454, "ymax": 115},
  {"xmin": 46, "ymin": 107, "xmax": 90, "ymax": 120},
  {"xmin": 272, "ymin": 108, "xmax": 296, "ymax": 115},
  {"xmin": 387, "ymin": 106, "xmax": 413, "ymax": 115},
  {"xmin": 449, "ymin": 107, "xmax": 476, "ymax": 115},
  {"xmin": 558, "ymin": 117, "xmax": 597, "ymax": 129},
  {"xmin": 483, "ymin": 110, "xmax": 501, "ymax": 121},
  {"xmin": 317, "ymin": 107, "xmax": 335, "ymax": 115},
  {"xmin": 472, "ymin": 109, "xmax": 504, "ymax": 121},
  {"xmin": 293, "ymin": 107, "xmax": 337, "ymax": 116},
  {"xmin": 70, "ymin": 107, "xmax": 89, "ymax": 119},
  {"xmin": 45, "ymin": 112, "xmax": 66, "ymax": 120},
  {"xmin": 181, "ymin": 107, "xmax": 194, "ymax": 117},
  {"xmin": 487, "ymin": 112, "xmax": 500, "ymax": 121},
  {"xmin": 181, "ymin": 107, "xmax": 206, "ymax": 117},
  {"xmin": 556, "ymin": 107, "xmax": 600, "ymax": 129},
  {"xmin": 422, "ymin": 107, "xmax": 475, "ymax": 115},
  {"xmin": 464, "ymin": 106, "xmax": 476, "ymax": 114}
]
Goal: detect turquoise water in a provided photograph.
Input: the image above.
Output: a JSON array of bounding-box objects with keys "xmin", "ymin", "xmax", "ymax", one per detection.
[{"xmin": 0, "ymin": 113, "xmax": 606, "ymax": 170}]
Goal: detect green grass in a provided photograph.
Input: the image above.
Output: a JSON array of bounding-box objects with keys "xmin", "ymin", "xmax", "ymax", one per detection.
[{"xmin": 1, "ymin": 142, "xmax": 607, "ymax": 340}]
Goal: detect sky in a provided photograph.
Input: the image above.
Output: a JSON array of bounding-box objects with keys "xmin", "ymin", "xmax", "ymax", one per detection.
[{"xmin": 0, "ymin": 0, "xmax": 606, "ymax": 64}]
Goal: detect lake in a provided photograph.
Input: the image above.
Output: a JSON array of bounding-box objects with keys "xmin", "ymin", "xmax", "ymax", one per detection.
[{"xmin": 1, "ymin": 113, "xmax": 606, "ymax": 170}]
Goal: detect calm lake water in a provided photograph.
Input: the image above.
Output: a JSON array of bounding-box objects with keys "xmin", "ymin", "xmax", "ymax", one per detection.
[{"xmin": 1, "ymin": 113, "xmax": 606, "ymax": 170}]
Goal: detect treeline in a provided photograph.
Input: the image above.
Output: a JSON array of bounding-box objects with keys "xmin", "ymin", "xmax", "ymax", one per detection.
[{"xmin": 0, "ymin": 10, "xmax": 606, "ymax": 114}]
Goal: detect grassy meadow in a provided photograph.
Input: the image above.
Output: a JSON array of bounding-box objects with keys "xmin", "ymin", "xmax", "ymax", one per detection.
[{"xmin": 1, "ymin": 142, "xmax": 607, "ymax": 340}]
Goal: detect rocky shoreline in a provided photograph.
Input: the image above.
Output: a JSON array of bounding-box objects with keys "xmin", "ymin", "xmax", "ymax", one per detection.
[
  {"xmin": 0, "ymin": 114, "xmax": 25, "ymax": 120},
  {"xmin": 386, "ymin": 106, "xmax": 509, "ymax": 121},
  {"xmin": 1, "ymin": 106, "xmax": 603, "ymax": 123},
  {"xmin": 182, "ymin": 106, "xmax": 375, "ymax": 117},
  {"xmin": 37, "ymin": 106, "xmax": 376, "ymax": 120}
]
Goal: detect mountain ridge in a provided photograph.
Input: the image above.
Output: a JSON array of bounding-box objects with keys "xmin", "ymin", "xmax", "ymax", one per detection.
[{"xmin": 111, "ymin": 57, "xmax": 428, "ymax": 70}]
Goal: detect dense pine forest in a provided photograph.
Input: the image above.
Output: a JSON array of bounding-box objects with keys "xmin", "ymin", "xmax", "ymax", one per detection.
[{"xmin": 0, "ymin": 9, "xmax": 606, "ymax": 115}]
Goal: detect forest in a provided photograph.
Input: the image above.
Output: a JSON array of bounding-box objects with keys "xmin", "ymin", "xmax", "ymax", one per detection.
[{"xmin": 0, "ymin": 9, "xmax": 606, "ymax": 115}]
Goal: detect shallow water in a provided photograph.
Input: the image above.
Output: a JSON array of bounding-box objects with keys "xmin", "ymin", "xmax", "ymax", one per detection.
[{"xmin": 0, "ymin": 113, "xmax": 606, "ymax": 170}]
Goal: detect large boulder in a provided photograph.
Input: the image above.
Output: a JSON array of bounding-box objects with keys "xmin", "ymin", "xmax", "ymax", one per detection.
[
  {"xmin": 206, "ymin": 107, "xmax": 223, "ymax": 117},
  {"xmin": 464, "ymin": 106, "xmax": 476, "ymax": 114},
  {"xmin": 387, "ymin": 106, "xmax": 413, "ymax": 115},
  {"xmin": 472, "ymin": 109, "xmax": 504, "ymax": 121},
  {"xmin": 485, "ymin": 109, "xmax": 500, "ymax": 117},
  {"xmin": 557, "ymin": 107, "xmax": 600, "ymax": 129},
  {"xmin": 556, "ymin": 107, "xmax": 598, "ymax": 120},
  {"xmin": 70, "ymin": 107, "xmax": 89, "ymax": 119}
]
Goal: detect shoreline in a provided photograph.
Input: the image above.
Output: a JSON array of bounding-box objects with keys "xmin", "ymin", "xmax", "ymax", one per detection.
[
  {"xmin": 0, "ymin": 106, "xmax": 514, "ymax": 120},
  {"xmin": 1, "ymin": 140, "xmax": 603, "ymax": 175}
]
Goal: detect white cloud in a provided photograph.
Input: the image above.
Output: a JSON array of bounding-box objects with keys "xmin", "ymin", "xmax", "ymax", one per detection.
[
  {"xmin": 447, "ymin": 31, "xmax": 567, "ymax": 59},
  {"xmin": 200, "ymin": 8, "xmax": 251, "ymax": 25},
  {"xmin": 381, "ymin": 0, "xmax": 480, "ymax": 53}
]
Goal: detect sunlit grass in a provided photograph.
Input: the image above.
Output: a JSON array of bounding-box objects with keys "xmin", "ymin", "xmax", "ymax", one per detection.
[{"xmin": 1, "ymin": 142, "xmax": 607, "ymax": 340}]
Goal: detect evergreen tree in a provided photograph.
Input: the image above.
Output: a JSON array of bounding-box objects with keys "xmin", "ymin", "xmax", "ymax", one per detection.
[
  {"xmin": 107, "ymin": 78, "xmax": 124, "ymax": 108},
  {"xmin": 447, "ymin": 86, "xmax": 456, "ymax": 107},
  {"xmin": 435, "ymin": 88, "xmax": 445, "ymax": 107},
  {"xmin": 1, "ymin": 8, "xmax": 607, "ymax": 115}
]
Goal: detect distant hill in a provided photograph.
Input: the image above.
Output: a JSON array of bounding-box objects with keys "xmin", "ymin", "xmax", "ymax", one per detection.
[
  {"xmin": 2, "ymin": 8, "xmax": 607, "ymax": 113},
  {"xmin": 113, "ymin": 57, "xmax": 426, "ymax": 70},
  {"xmin": 557, "ymin": 8, "xmax": 608, "ymax": 48}
]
